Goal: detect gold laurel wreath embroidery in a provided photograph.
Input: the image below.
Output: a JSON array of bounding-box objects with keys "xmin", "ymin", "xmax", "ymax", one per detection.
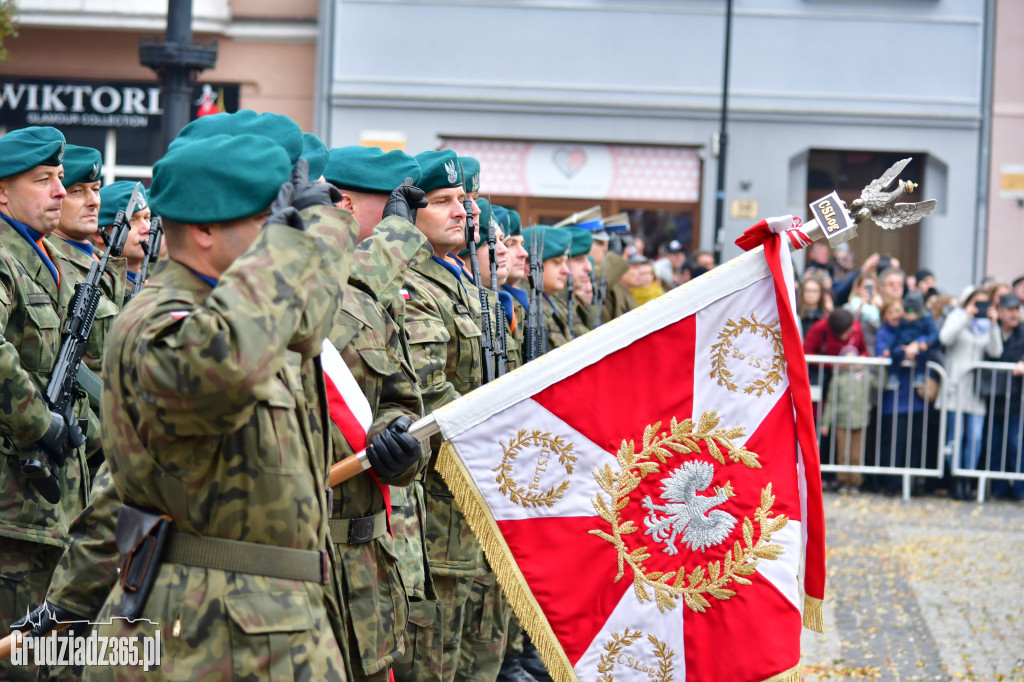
[
  {"xmin": 709, "ymin": 315, "xmax": 786, "ymax": 396},
  {"xmin": 596, "ymin": 629, "xmax": 675, "ymax": 682},
  {"xmin": 492, "ymin": 429, "xmax": 577, "ymax": 508},
  {"xmin": 589, "ymin": 411, "xmax": 788, "ymax": 613}
]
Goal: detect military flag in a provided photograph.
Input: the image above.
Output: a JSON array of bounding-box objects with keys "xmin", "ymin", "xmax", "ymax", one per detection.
[{"xmin": 430, "ymin": 219, "xmax": 825, "ymax": 681}]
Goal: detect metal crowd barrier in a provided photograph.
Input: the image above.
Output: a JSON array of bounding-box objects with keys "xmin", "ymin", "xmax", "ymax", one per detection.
[
  {"xmin": 805, "ymin": 355, "xmax": 948, "ymax": 501},
  {"xmin": 948, "ymin": 361, "xmax": 1024, "ymax": 503}
]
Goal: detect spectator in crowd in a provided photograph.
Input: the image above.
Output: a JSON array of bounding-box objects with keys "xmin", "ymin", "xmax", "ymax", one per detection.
[
  {"xmin": 874, "ymin": 293, "xmax": 938, "ymax": 494},
  {"xmin": 798, "ymin": 274, "xmax": 834, "ymax": 337},
  {"xmin": 803, "ymin": 241, "xmax": 835, "ymax": 280},
  {"xmin": 622, "ymin": 254, "xmax": 663, "ymax": 306},
  {"xmin": 691, "ymin": 249, "xmax": 716, "ymax": 272},
  {"xmin": 804, "ymin": 307, "xmax": 868, "ymax": 358},
  {"xmin": 936, "ymin": 286, "xmax": 1003, "ymax": 500},
  {"xmin": 652, "ymin": 239, "xmax": 686, "ymax": 291},
  {"xmin": 675, "ymin": 259, "xmax": 707, "ymax": 287},
  {"xmin": 984, "ymin": 280, "xmax": 1011, "ymax": 306},
  {"xmin": 876, "ymin": 292, "xmax": 938, "ymax": 388},
  {"xmin": 821, "ymin": 344, "xmax": 877, "ymax": 493},
  {"xmin": 878, "ymin": 265, "xmax": 907, "ymax": 304},
  {"xmin": 979, "ymin": 292, "xmax": 1024, "ymax": 500},
  {"xmin": 832, "ymin": 242, "xmax": 857, "ymax": 282},
  {"xmin": 915, "ymin": 269, "xmax": 937, "ymax": 298},
  {"xmin": 1013, "ymin": 275, "xmax": 1024, "ymax": 306},
  {"xmin": 844, "ymin": 273, "xmax": 883, "ymax": 351}
]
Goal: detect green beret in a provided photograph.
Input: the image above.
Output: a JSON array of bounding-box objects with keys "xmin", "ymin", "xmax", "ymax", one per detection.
[
  {"xmin": 169, "ymin": 110, "xmax": 303, "ymax": 164},
  {"xmin": 301, "ymin": 133, "xmax": 329, "ymax": 181},
  {"xmin": 150, "ymin": 134, "xmax": 291, "ymax": 225},
  {"xmin": 522, "ymin": 225, "xmax": 571, "ymax": 262},
  {"xmin": 503, "ymin": 208, "xmax": 522, "ymax": 237},
  {"xmin": 61, "ymin": 145, "xmax": 103, "ymax": 188},
  {"xmin": 461, "ymin": 156, "xmax": 481, "ymax": 194},
  {"xmin": 492, "ymin": 205, "xmax": 508, "ymax": 234},
  {"xmin": 565, "ymin": 226, "xmax": 594, "ymax": 258},
  {"xmin": 324, "ymin": 146, "xmax": 420, "ymax": 194},
  {"xmin": 98, "ymin": 181, "xmax": 148, "ymax": 228},
  {"xmin": 415, "ymin": 150, "xmax": 463, "ymax": 194},
  {"xmin": 458, "ymin": 198, "xmax": 495, "ymax": 257},
  {"xmin": 0, "ymin": 126, "xmax": 66, "ymax": 179}
]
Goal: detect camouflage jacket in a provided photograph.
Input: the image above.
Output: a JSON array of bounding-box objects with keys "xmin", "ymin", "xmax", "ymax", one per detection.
[
  {"xmin": 0, "ymin": 220, "xmax": 90, "ymax": 548},
  {"xmin": 403, "ymin": 256, "xmax": 484, "ymax": 576},
  {"xmin": 95, "ymin": 210, "xmax": 354, "ymax": 678},
  {"xmin": 574, "ymin": 296, "xmax": 599, "ymax": 336},
  {"xmin": 543, "ymin": 292, "xmax": 573, "ymax": 351},
  {"xmin": 327, "ymin": 215, "xmax": 429, "ymax": 677}
]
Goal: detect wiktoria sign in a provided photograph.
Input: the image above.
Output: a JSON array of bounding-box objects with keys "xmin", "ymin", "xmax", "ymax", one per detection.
[{"xmin": 0, "ymin": 77, "xmax": 239, "ymax": 130}]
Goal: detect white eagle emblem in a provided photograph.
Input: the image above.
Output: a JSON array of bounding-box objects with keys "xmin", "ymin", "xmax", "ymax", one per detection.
[
  {"xmin": 471, "ymin": 174, "xmax": 480, "ymax": 192},
  {"xmin": 445, "ymin": 159, "xmax": 458, "ymax": 184},
  {"xmin": 642, "ymin": 460, "xmax": 737, "ymax": 554},
  {"xmin": 91, "ymin": 162, "xmax": 100, "ymax": 180}
]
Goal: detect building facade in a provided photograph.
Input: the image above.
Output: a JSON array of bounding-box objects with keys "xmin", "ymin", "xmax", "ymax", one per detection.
[
  {"xmin": 1, "ymin": 0, "xmax": 319, "ymax": 183},
  {"xmin": 325, "ymin": 0, "xmax": 992, "ymax": 290}
]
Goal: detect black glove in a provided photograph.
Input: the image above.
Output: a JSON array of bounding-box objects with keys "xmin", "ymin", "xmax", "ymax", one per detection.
[
  {"xmin": 383, "ymin": 177, "xmax": 428, "ymax": 224},
  {"xmin": 265, "ymin": 175, "xmax": 305, "ymax": 231},
  {"xmin": 290, "ymin": 158, "xmax": 342, "ymax": 211},
  {"xmin": 11, "ymin": 601, "xmax": 89, "ymax": 638},
  {"xmin": 366, "ymin": 416, "xmax": 422, "ymax": 479},
  {"xmin": 36, "ymin": 410, "xmax": 69, "ymax": 467}
]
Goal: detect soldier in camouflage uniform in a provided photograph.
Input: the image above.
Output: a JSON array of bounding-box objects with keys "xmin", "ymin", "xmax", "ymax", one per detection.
[
  {"xmin": 561, "ymin": 226, "xmax": 595, "ymax": 340},
  {"xmin": 496, "ymin": 207, "xmax": 529, "ymax": 353},
  {"xmin": 321, "ymin": 146, "xmax": 436, "ymax": 681},
  {"xmin": 85, "ymin": 134, "xmax": 352, "ymax": 680},
  {"xmin": 391, "ymin": 150, "xmax": 485, "ymax": 682},
  {"xmin": 600, "ymin": 250, "xmax": 639, "ymax": 323},
  {"xmin": 0, "ymin": 127, "xmax": 93, "ymax": 682},
  {"xmin": 521, "ymin": 226, "xmax": 573, "ymax": 351},
  {"xmin": 94, "ymin": 182, "xmax": 150, "ymax": 291},
  {"xmin": 44, "ymin": 145, "xmax": 127, "ymax": 476}
]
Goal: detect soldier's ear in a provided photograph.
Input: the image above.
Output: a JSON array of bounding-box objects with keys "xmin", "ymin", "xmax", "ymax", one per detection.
[{"xmin": 187, "ymin": 223, "xmax": 217, "ymax": 250}]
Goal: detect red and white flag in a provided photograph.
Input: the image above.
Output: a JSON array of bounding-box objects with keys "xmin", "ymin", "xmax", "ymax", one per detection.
[
  {"xmin": 431, "ymin": 223, "xmax": 825, "ymax": 682},
  {"xmin": 320, "ymin": 338, "xmax": 394, "ymax": 517}
]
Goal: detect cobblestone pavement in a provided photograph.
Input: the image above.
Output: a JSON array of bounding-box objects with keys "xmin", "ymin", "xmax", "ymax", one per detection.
[{"xmin": 801, "ymin": 492, "xmax": 1024, "ymax": 681}]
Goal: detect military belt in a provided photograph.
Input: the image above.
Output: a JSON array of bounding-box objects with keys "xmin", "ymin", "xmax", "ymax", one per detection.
[
  {"xmin": 164, "ymin": 533, "xmax": 329, "ymax": 583},
  {"xmin": 328, "ymin": 510, "xmax": 388, "ymax": 545}
]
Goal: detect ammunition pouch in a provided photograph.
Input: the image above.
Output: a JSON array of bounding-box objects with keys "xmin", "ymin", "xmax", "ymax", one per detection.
[{"xmin": 115, "ymin": 504, "xmax": 173, "ymax": 620}]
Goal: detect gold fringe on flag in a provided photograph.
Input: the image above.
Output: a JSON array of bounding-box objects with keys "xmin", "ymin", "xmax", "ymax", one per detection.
[
  {"xmin": 436, "ymin": 441, "xmax": 579, "ymax": 682},
  {"xmin": 762, "ymin": 663, "xmax": 803, "ymax": 682},
  {"xmin": 803, "ymin": 594, "xmax": 825, "ymax": 633}
]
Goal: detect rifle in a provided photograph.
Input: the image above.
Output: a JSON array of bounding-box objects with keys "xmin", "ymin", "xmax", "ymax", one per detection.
[
  {"xmin": 592, "ymin": 269, "xmax": 607, "ymax": 326},
  {"xmin": 21, "ymin": 183, "xmax": 140, "ymax": 504},
  {"xmin": 486, "ymin": 213, "xmax": 508, "ymax": 376},
  {"xmin": 523, "ymin": 228, "xmax": 545, "ymax": 363},
  {"xmin": 565, "ymin": 253, "xmax": 575, "ymax": 340},
  {"xmin": 461, "ymin": 169, "xmax": 495, "ymax": 384},
  {"xmin": 130, "ymin": 215, "xmax": 162, "ymax": 300}
]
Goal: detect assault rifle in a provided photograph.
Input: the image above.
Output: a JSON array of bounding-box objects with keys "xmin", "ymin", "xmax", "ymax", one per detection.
[
  {"xmin": 462, "ymin": 169, "xmax": 495, "ymax": 384},
  {"xmin": 565, "ymin": 250, "xmax": 575, "ymax": 340},
  {"xmin": 486, "ymin": 212, "xmax": 508, "ymax": 376},
  {"xmin": 21, "ymin": 183, "xmax": 140, "ymax": 504},
  {"xmin": 523, "ymin": 228, "xmax": 545, "ymax": 363},
  {"xmin": 592, "ymin": 269, "xmax": 606, "ymax": 326},
  {"xmin": 130, "ymin": 215, "xmax": 162, "ymax": 301}
]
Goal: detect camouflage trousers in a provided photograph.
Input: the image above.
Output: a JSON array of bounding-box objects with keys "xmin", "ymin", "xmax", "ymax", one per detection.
[
  {"xmin": 392, "ymin": 573, "xmax": 472, "ymax": 682},
  {"xmin": 505, "ymin": 615, "xmax": 525, "ymax": 658},
  {"xmin": 455, "ymin": 570, "xmax": 513, "ymax": 682},
  {"xmin": 0, "ymin": 537, "xmax": 62, "ymax": 682},
  {"xmin": 82, "ymin": 564, "xmax": 347, "ymax": 681}
]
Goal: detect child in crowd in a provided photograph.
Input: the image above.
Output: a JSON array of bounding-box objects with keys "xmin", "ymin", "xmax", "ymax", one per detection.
[
  {"xmin": 876, "ymin": 292, "xmax": 938, "ymax": 389},
  {"xmin": 821, "ymin": 345, "xmax": 877, "ymax": 492}
]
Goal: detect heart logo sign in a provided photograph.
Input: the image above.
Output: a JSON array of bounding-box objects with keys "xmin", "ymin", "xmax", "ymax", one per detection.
[{"xmin": 552, "ymin": 147, "xmax": 588, "ymax": 179}]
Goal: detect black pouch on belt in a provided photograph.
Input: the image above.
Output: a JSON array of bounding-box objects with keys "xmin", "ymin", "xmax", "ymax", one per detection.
[{"xmin": 115, "ymin": 504, "xmax": 173, "ymax": 620}]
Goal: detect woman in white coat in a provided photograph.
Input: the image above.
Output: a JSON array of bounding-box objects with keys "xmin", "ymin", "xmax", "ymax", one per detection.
[{"xmin": 937, "ymin": 286, "xmax": 1002, "ymax": 499}]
